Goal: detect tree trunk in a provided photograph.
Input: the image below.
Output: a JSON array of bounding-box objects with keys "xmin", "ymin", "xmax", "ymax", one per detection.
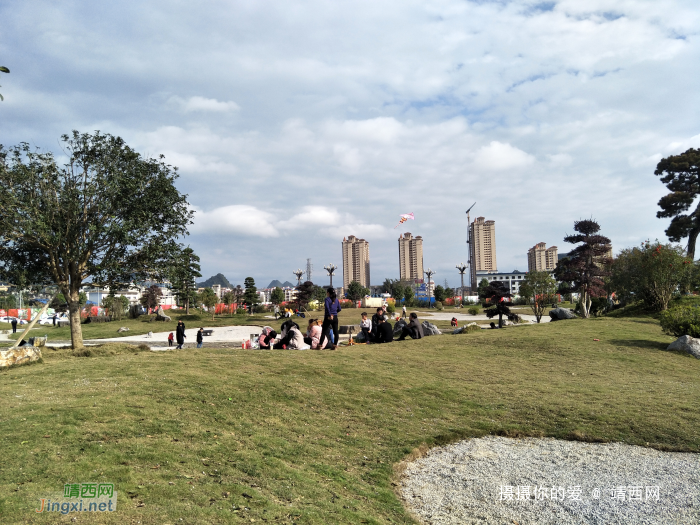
[
  {"xmin": 580, "ymin": 290, "xmax": 590, "ymax": 318},
  {"xmin": 68, "ymin": 294, "xmax": 84, "ymax": 349}
]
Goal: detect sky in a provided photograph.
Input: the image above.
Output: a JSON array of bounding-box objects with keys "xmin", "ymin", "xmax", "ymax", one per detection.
[{"xmin": 2, "ymin": 0, "xmax": 699, "ymax": 289}]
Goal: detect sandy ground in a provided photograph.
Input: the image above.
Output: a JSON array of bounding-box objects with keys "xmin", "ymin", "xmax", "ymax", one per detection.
[{"xmin": 97, "ymin": 325, "xmax": 264, "ymax": 344}]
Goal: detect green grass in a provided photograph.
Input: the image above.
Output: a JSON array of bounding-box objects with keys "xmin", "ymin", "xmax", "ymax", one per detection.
[{"xmin": 1, "ymin": 316, "xmax": 699, "ymax": 524}]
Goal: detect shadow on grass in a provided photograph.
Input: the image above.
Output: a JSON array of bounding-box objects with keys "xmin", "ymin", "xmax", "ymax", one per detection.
[{"xmin": 609, "ymin": 339, "xmax": 668, "ymax": 351}]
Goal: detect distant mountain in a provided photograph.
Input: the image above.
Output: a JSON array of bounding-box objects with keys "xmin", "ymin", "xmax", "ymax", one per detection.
[
  {"xmin": 197, "ymin": 273, "xmax": 232, "ymax": 289},
  {"xmin": 267, "ymin": 280, "xmax": 296, "ymax": 289}
]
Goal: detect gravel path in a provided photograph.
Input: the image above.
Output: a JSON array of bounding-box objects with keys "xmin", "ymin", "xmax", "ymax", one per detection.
[
  {"xmin": 421, "ymin": 312, "xmax": 551, "ymax": 324},
  {"xmin": 400, "ymin": 437, "xmax": 700, "ymax": 524}
]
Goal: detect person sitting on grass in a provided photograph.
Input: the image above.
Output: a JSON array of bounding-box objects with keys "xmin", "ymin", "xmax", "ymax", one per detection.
[
  {"xmin": 259, "ymin": 330, "xmax": 277, "ymax": 349},
  {"xmin": 373, "ymin": 316, "xmax": 394, "ymax": 344},
  {"xmin": 360, "ymin": 312, "xmax": 372, "ymax": 343},
  {"xmin": 370, "ymin": 307, "xmax": 384, "ymax": 341},
  {"xmin": 397, "ymin": 312, "xmax": 424, "ymax": 341},
  {"xmin": 274, "ymin": 319, "xmax": 299, "ymax": 349}
]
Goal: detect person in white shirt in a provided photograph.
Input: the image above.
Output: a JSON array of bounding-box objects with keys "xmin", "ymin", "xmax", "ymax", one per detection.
[{"xmin": 360, "ymin": 312, "xmax": 372, "ymax": 343}]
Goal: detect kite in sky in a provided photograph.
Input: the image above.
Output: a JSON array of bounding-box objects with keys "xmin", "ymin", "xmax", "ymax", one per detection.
[{"xmin": 394, "ymin": 212, "xmax": 414, "ymax": 229}]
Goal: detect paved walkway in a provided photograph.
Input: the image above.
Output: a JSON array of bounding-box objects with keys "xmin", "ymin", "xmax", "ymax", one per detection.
[{"xmin": 421, "ymin": 311, "xmax": 551, "ymax": 324}]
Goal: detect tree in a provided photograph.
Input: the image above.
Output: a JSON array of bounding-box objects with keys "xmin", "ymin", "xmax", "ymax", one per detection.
[
  {"xmin": 295, "ymin": 281, "xmax": 315, "ymax": 310},
  {"xmin": 0, "ymin": 66, "xmax": 8, "ymax": 101},
  {"xmin": 169, "ymin": 246, "xmax": 201, "ymax": 314},
  {"xmin": 50, "ymin": 293, "xmax": 68, "ymax": 313},
  {"xmin": 312, "ymin": 285, "xmax": 327, "ymax": 303},
  {"xmin": 346, "ymin": 281, "xmax": 370, "ymax": 301},
  {"xmin": 270, "ymin": 287, "xmax": 285, "ymax": 305},
  {"xmin": 433, "ymin": 285, "xmax": 446, "ymax": 302},
  {"xmin": 243, "ymin": 277, "xmax": 259, "ymax": 309},
  {"xmin": 403, "ymin": 285, "xmax": 415, "ymax": 307},
  {"xmin": 655, "ymin": 149, "xmax": 700, "ymax": 259},
  {"xmin": 199, "ymin": 288, "xmax": 218, "ymax": 320},
  {"xmin": 554, "ymin": 219, "xmax": 612, "ymax": 318},
  {"xmin": 610, "ymin": 241, "xmax": 694, "ymax": 311},
  {"xmin": 477, "ymin": 278, "xmax": 490, "ymax": 299},
  {"xmin": 483, "ymin": 281, "xmax": 518, "ymax": 328},
  {"xmin": 0, "ymin": 132, "xmax": 191, "ymax": 348},
  {"xmin": 232, "ymin": 285, "xmax": 244, "ymax": 304},
  {"xmin": 222, "ymin": 290, "xmax": 235, "ymax": 304},
  {"xmin": 381, "ymin": 278, "xmax": 397, "ymax": 295},
  {"xmin": 103, "ymin": 295, "xmax": 129, "ymax": 321},
  {"xmin": 140, "ymin": 285, "xmax": 163, "ymax": 311},
  {"xmin": 519, "ymin": 271, "xmax": 558, "ymax": 323}
]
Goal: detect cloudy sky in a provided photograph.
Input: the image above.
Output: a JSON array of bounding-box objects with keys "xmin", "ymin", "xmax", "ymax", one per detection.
[{"xmin": 2, "ymin": 0, "xmax": 699, "ymax": 288}]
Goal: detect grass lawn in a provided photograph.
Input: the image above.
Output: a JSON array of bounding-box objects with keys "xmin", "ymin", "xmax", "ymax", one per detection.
[{"xmin": 1, "ymin": 315, "xmax": 699, "ymax": 524}]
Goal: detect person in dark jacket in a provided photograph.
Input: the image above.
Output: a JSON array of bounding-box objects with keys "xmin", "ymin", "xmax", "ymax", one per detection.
[
  {"xmin": 11, "ymin": 318, "xmax": 18, "ymax": 333},
  {"xmin": 370, "ymin": 307, "xmax": 384, "ymax": 340},
  {"xmin": 196, "ymin": 327, "xmax": 204, "ymax": 348},
  {"xmin": 374, "ymin": 316, "xmax": 394, "ymax": 344},
  {"xmin": 175, "ymin": 320, "xmax": 186, "ymax": 349},
  {"xmin": 397, "ymin": 312, "xmax": 424, "ymax": 340},
  {"xmin": 318, "ymin": 287, "xmax": 341, "ymax": 350}
]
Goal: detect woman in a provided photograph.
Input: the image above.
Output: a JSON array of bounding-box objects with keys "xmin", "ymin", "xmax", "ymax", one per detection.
[
  {"xmin": 175, "ymin": 320, "xmax": 186, "ymax": 349},
  {"xmin": 304, "ymin": 318, "xmax": 317, "ymax": 347},
  {"xmin": 318, "ymin": 287, "xmax": 341, "ymax": 350}
]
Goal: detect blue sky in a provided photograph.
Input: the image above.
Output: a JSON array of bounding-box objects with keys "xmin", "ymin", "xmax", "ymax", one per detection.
[{"xmin": 1, "ymin": 0, "xmax": 699, "ymax": 288}]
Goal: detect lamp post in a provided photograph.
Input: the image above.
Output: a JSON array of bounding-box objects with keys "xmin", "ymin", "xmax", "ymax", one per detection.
[
  {"xmin": 424, "ymin": 268, "xmax": 435, "ymax": 308},
  {"xmin": 324, "ymin": 264, "xmax": 337, "ymax": 288},
  {"xmin": 293, "ymin": 269, "xmax": 304, "ymax": 286},
  {"xmin": 456, "ymin": 263, "xmax": 467, "ymax": 307},
  {"xmin": 466, "ymin": 202, "xmax": 476, "ymax": 294}
]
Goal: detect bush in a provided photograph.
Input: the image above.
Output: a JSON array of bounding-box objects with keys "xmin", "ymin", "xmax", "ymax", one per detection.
[
  {"xmin": 462, "ymin": 324, "xmax": 481, "ymax": 334},
  {"xmin": 468, "ymin": 306, "xmax": 480, "ymax": 316},
  {"xmin": 660, "ymin": 306, "xmax": 700, "ymax": 337},
  {"xmin": 386, "ymin": 304, "xmax": 396, "ymax": 314},
  {"xmin": 253, "ymin": 305, "xmax": 266, "ymax": 313},
  {"xmin": 235, "ymin": 308, "xmax": 247, "ymax": 315},
  {"xmin": 434, "ymin": 301, "xmax": 443, "ymax": 310}
]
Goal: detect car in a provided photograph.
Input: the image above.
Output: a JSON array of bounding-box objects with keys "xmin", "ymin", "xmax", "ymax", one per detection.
[{"xmin": 0, "ymin": 316, "xmax": 27, "ymax": 324}]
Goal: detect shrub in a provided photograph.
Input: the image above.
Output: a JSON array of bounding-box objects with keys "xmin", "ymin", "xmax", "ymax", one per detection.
[
  {"xmin": 660, "ymin": 306, "xmax": 700, "ymax": 337},
  {"xmin": 386, "ymin": 304, "xmax": 396, "ymax": 314},
  {"xmin": 468, "ymin": 306, "xmax": 480, "ymax": 316},
  {"xmin": 235, "ymin": 308, "xmax": 247, "ymax": 315},
  {"xmin": 462, "ymin": 324, "xmax": 481, "ymax": 334},
  {"xmin": 434, "ymin": 301, "xmax": 443, "ymax": 310}
]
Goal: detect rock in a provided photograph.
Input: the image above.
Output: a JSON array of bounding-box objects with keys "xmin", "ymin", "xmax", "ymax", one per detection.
[
  {"xmin": 667, "ymin": 335, "xmax": 700, "ymax": 359},
  {"xmin": 549, "ymin": 307, "xmax": 577, "ymax": 321},
  {"xmin": 421, "ymin": 321, "xmax": 442, "ymax": 336},
  {"xmin": 0, "ymin": 346, "xmax": 42, "ymax": 368},
  {"xmin": 393, "ymin": 319, "xmax": 407, "ymax": 336},
  {"xmin": 117, "ymin": 327, "xmax": 130, "ymax": 333}
]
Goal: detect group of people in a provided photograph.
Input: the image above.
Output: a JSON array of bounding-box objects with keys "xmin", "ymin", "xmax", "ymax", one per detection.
[{"xmin": 360, "ymin": 306, "xmax": 424, "ymax": 343}]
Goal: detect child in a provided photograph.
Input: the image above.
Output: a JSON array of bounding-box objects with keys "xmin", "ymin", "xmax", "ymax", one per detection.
[
  {"xmin": 360, "ymin": 312, "xmax": 372, "ymax": 343},
  {"xmin": 451, "ymin": 317, "xmax": 458, "ymax": 327},
  {"xmin": 259, "ymin": 330, "xmax": 277, "ymax": 349},
  {"xmin": 168, "ymin": 332, "xmax": 174, "ymax": 347}
]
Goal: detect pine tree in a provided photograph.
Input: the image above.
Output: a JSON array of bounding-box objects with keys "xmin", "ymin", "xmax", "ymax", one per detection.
[
  {"xmin": 483, "ymin": 281, "xmax": 517, "ymax": 328},
  {"xmin": 243, "ymin": 277, "xmax": 260, "ymax": 309},
  {"xmin": 170, "ymin": 246, "xmax": 201, "ymax": 314}
]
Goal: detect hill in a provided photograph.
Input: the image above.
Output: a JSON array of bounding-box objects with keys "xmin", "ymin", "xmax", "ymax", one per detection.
[
  {"xmin": 267, "ymin": 280, "xmax": 296, "ymax": 289},
  {"xmin": 196, "ymin": 273, "xmax": 232, "ymax": 289}
]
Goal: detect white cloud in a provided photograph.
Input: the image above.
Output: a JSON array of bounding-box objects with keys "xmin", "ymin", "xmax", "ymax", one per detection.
[
  {"xmin": 190, "ymin": 205, "xmax": 279, "ymax": 238},
  {"xmin": 473, "ymin": 141, "xmax": 536, "ymax": 171},
  {"xmin": 169, "ymin": 95, "xmax": 240, "ymax": 112}
]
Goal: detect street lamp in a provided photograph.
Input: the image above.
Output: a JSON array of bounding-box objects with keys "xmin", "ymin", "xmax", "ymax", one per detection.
[
  {"xmin": 456, "ymin": 263, "xmax": 467, "ymax": 307},
  {"xmin": 323, "ymin": 264, "xmax": 337, "ymax": 288},
  {"xmin": 466, "ymin": 202, "xmax": 476, "ymax": 294},
  {"xmin": 293, "ymin": 269, "xmax": 304, "ymax": 286},
  {"xmin": 424, "ymin": 268, "xmax": 435, "ymax": 308}
]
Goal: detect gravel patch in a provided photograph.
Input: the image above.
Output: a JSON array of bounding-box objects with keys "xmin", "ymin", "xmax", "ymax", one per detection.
[{"xmin": 400, "ymin": 437, "xmax": 700, "ymax": 524}]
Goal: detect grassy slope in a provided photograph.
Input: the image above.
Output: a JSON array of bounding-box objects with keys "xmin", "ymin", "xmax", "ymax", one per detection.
[{"xmin": 1, "ymin": 316, "xmax": 698, "ymax": 524}]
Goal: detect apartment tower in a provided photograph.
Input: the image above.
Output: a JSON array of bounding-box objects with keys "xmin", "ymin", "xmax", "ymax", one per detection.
[
  {"xmin": 527, "ymin": 242, "xmax": 558, "ymax": 272},
  {"xmin": 469, "ymin": 217, "xmax": 497, "ymax": 288},
  {"xmin": 398, "ymin": 232, "xmax": 424, "ymax": 281},
  {"xmin": 342, "ymin": 236, "xmax": 371, "ymax": 289}
]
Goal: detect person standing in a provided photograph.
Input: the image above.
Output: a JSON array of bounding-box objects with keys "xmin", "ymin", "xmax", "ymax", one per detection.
[
  {"xmin": 175, "ymin": 320, "xmax": 186, "ymax": 349},
  {"xmin": 11, "ymin": 317, "xmax": 18, "ymax": 333},
  {"xmin": 52, "ymin": 313, "xmax": 57, "ymax": 326},
  {"xmin": 402, "ymin": 304, "xmax": 407, "ymax": 318},
  {"xmin": 196, "ymin": 327, "xmax": 204, "ymax": 348},
  {"xmin": 318, "ymin": 287, "xmax": 341, "ymax": 350}
]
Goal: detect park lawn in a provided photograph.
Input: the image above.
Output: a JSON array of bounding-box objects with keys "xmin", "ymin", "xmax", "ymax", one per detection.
[{"xmin": 1, "ymin": 316, "xmax": 699, "ymax": 524}]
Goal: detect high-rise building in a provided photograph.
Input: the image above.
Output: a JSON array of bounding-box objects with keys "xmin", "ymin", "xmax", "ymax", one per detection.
[
  {"xmin": 527, "ymin": 242, "xmax": 558, "ymax": 272},
  {"xmin": 469, "ymin": 217, "xmax": 497, "ymax": 288},
  {"xmin": 398, "ymin": 232, "xmax": 424, "ymax": 282},
  {"xmin": 342, "ymin": 236, "xmax": 370, "ymax": 288}
]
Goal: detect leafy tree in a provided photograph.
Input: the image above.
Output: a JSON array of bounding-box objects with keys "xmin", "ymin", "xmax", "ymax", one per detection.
[
  {"xmin": 610, "ymin": 241, "xmax": 694, "ymax": 311},
  {"xmin": 270, "ymin": 286, "xmax": 285, "ymax": 305},
  {"xmin": 477, "ymin": 278, "xmax": 490, "ymax": 299},
  {"xmin": 295, "ymin": 281, "xmax": 315, "ymax": 310},
  {"xmin": 391, "ymin": 282, "xmax": 406, "ymax": 302},
  {"xmin": 0, "ymin": 292, "xmax": 17, "ymax": 310},
  {"xmin": 0, "ymin": 132, "xmax": 191, "ymax": 348},
  {"xmin": 554, "ymin": 219, "xmax": 612, "ymax": 318},
  {"xmin": 222, "ymin": 290, "xmax": 235, "ymax": 304},
  {"xmin": 346, "ymin": 281, "xmax": 370, "ymax": 301},
  {"xmin": 0, "ymin": 66, "xmax": 8, "ymax": 101},
  {"xmin": 483, "ymin": 281, "xmax": 518, "ymax": 328},
  {"xmin": 232, "ymin": 285, "xmax": 244, "ymax": 304},
  {"xmin": 169, "ymin": 246, "xmax": 201, "ymax": 314},
  {"xmin": 103, "ymin": 295, "xmax": 129, "ymax": 320},
  {"xmin": 50, "ymin": 293, "xmax": 67, "ymax": 313},
  {"xmin": 655, "ymin": 149, "xmax": 700, "ymax": 259},
  {"xmin": 381, "ymin": 278, "xmax": 397, "ymax": 295},
  {"xmin": 433, "ymin": 285, "xmax": 446, "ymax": 302},
  {"xmin": 403, "ymin": 285, "xmax": 414, "ymax": 307},
  {"xmin": 519, "ymin": 271, "xmax": 558, "ymax": 323},
  {"xmin": 243, "ymin": 277, "xmax": 259, "ymax": 308},
  {"xmin": 199, "ymin": 288, "xmax": 218, "ymax": 320},
  {"xmin": 140, "ymin": 285, "xmax": 162, "ymax": 311}
]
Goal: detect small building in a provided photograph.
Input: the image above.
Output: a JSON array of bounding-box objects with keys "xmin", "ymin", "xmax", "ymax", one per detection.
[{"xmin": 475, "ymin": 270, "xmax": 527, "ymax": 295}]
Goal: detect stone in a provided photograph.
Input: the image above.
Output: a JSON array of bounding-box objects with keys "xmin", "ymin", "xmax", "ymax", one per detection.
[
  {"xmin": 421, "ymin": 321, "xmax": 442, "ymax": 336},
  {"xmin": 452, "ymin": 327, "xmax": 464, "ymax": 334},
  {"xmin": 117, "ymin": 327, "xmax": 130, "ymax": 333},
  {"xmin": 667, "ymin": 335, "xmax": 700, "ymax": 359},
  {"xmin": 0, "ymin": 346, "xmax": 42, "ymax": 367},
  {"xmin": 393, "ymin": 319, "xmax": 407, "ymax": 336},
  {"xmin": 549, "ymin": 307, "xmax": 577, "ymax": 321}
]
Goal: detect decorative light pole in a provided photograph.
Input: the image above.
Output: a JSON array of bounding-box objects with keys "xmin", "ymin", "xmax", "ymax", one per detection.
[
  {"xmin": 466, "ymin": 202, "xmax": 476, "ymax": 294},
  {"xmin": 324, "ymin": 264, "xmax": 337, "ymax": 288},
  {"xmin": 456, "ymin": 263, "xmax": 467, "ymax": 307},
  {"xmin": 293, "ymin": 269, "xmax": 304, "ymax": 286},
  {"xmin": 425, "ymin": 268, "xmax": 435, "ymax": 308}
]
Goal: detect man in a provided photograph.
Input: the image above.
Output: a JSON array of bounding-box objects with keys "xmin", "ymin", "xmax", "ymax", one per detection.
[
  {"xmin": 374, "ymin": 316, "xmax": 394, "ymax": 344},
  {"xmin": 371, "ymin": 307, "xmax": 384, "ymax": 340},
  {"xmin": 175, "ymin": 320, "xmax": 186, "ymax": 349},
  {"xmin": 397, "ymin": 312, "xmax": 424, "ymax": 341},
  {"xmin": 11, "ymin": 317, "xmax": 17, "ymax": 333},
  {"xmin": 196, "ymin": 327, "xmax": 204, "ymax": 348}
]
